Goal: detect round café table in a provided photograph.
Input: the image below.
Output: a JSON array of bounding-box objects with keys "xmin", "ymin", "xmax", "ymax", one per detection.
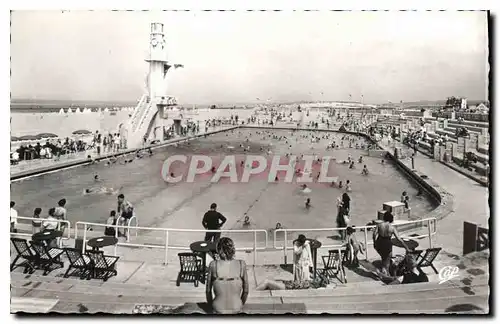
[
  {"xmin": 391, "ymin": 237, "xmax": 419, "ymax": 250},
  {"xmin": 190, "ymin": 241, "xmax": 217, "ymax": 283},
  {"xmin": 32, "ymin": 230, "xmax": 63, "ymax": 246},
  {"xmin": 293, "ymin": 238, "xmax": 322, "ymax": 280},
  {"xmin": 87, "ymin": 236, "xmax": 118, "ymax": 251},
  {"xmin": 307, "ymin": 238, "xmax": 322, "ymax": 279}
]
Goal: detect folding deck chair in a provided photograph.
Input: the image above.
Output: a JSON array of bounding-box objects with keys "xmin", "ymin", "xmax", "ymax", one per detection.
[
  {"xmin": 10, "ymin": 238, "xmax": 37, "ymax": 274},
  {"xmin": 415, "ymin": 247, "xmax": 442, "ymax": 274},
  {"xmin": 64, "ymin": 248, "xmax": 93, "ymax": 280},
  {"xmin": 30, "ymin": 240, "xmax": 64, "ymax": 275},
  {"xmin": 87, "ymin": 250, "xmax": 119, "ymax": 281},
  {"xmin": 321, "ymin": 248, "xmax": 347, "ymax": 284}
]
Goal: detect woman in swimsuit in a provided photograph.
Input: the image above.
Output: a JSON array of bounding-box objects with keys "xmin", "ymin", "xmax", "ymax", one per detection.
[
  {"xmin": 373, "ymin": 211, "xmax": 410, "ymax": 276},
  {"xmin": 206, "ymin": 237, "xmax": 249, "ymax": 314}
]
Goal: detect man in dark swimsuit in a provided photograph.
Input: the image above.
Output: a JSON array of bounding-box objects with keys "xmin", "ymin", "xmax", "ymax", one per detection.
[{"xmin": 202, "ymin": 203, "xmax": 227, "ymax": 243}]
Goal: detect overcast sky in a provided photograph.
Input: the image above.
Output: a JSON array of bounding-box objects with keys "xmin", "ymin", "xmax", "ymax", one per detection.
[{"xmin": 10, "ymin": 10, "xmax": 488, "ymax": 104}]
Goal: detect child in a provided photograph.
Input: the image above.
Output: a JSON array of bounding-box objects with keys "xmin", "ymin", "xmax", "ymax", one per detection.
[
  {"xmin": 32, "ymin": 207, "xmax": 43, "ymax": 234},
  {"xmin": 305, "ymin": 198, "xmax": 311, "ymax": 208},
  {"xmin": 401, "ymin": 191, "xmax": 410, "ymax": 209},
  {"xmin": 301, "ymin": 184, "xmax": 312, "ymax": 194},
  {"xmin": 346, "ymin": 180, "xmax": 352, "ymax": 192},
  {"xmin": 105, "ymin": 210, "xmax": 117, "ymax": 236},
  {"xmin": 345, "ymin": 226, "xmax": 365, "ymax": 267},
  {"xmin": 401, "ymin": 191, "xmax": 411, "ymax": 216},
  {"xmin": 338, "ymin": 180, "xmax": 343, "ymax": 189},
  {"xmin": 361, "ymin": 165, "xmax": 369, "ymax": 175}
]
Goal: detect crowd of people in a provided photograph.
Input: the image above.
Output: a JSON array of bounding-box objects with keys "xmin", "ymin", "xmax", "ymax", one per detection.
[{"xmin": 11, "ymin": 138, "xmax": 90, "ymax": 164}]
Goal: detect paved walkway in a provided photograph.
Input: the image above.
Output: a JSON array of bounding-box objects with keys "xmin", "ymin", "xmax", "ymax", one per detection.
[{"xmin": 394, "ymin": 144, "xmax": 489, "ymax": 256}]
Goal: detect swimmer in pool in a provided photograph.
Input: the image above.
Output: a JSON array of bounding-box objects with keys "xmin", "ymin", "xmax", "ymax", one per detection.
[
  {"xmin": 83, "ymin": 186, "xmax": 123, "ymax": 195},
  {"xmin": 105, "ymin": 157, "xmax": 118, "ymax": 166},
  {"xmin": 300, "ymin": 184, "xmax": 312, "ymax": 194}
]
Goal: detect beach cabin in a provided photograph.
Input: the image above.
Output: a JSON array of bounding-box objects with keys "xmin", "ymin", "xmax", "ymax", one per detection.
[
  {"xmin": 58, "ymin": 108, "xmax": 64, "ymax": 114},
  {"xmin": 104, "ymin": 107, "xmax": 109, "ymax": 113}
]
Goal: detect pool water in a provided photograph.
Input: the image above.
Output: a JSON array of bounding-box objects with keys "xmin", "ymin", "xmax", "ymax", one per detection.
[{"xmin": 11, "ymin": 128, "xmax": 436, "ymax": 245}]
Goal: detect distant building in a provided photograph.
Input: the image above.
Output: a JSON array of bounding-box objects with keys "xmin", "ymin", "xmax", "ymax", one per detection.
[{"xmin": 461, "ymin": 98, "xmax": 468, "ymax": 110}]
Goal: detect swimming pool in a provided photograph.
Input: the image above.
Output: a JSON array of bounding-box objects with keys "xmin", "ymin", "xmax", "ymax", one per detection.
[{"xmin": 11, "ymin": 128, "xmax": 436, "ymax": 246}]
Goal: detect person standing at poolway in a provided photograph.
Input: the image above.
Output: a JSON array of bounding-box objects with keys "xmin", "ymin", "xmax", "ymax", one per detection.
[{"xmin": 202, "ymin": 203, "xmax": 227, "ymax": 243}]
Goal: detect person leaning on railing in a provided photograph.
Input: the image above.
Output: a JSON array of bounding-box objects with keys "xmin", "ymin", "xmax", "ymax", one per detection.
[{"xmin": 42, "ymin": 208, "xmax": 60, "ymax": 248}]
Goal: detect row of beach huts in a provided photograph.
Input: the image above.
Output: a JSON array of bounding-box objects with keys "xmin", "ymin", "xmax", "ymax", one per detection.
[{"xmin": 57, "ymin": 106, "xmax": 136, "ymax": 114}]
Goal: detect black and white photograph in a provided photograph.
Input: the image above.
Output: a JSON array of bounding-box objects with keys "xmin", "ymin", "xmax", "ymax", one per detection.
[{"xmin": 8, "ymin": 8, "xmax": 491, "ymax": 315}]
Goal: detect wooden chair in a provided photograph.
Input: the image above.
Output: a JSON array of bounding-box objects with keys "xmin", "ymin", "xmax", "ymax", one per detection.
[
  {"xmin": 64, "ymin": 248, "xmax": 93, "ymax": 280},
  {"xmin": 30, "ymin": 240, "xmax": 64, "ymax": 275},
  {"xmin": 416, "ymin": 247, "xmax": 442, "ymax": 274},
  {"xmin": 87, "ymin": 250, "xmax": 119, "ymax": 281},
  {"xmin": 10, "ymin": 238, "xmax": 37, "ymax": 274},
  {"xmin": 321, "ymin": 249, "xmax": 347, "ymax": 284},
  {"xmin": 176, "ymin": 253, "xmax": 203, "ymax": 287}
]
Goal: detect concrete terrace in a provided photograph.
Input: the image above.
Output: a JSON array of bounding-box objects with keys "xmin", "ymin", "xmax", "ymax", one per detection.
[{"xmin": 10, "ymin": 248, "xmax": 489, "ymax": 314}]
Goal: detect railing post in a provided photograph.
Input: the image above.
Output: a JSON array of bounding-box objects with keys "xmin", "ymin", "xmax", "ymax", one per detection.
[
  {"xmin": 82, "ymin": 224, "xmax": 87, "ymax": 254},
  {"xmin": 253, "ymin": 231, "xmax": 257, "ymax": 265},
  {"xmin": 126, "ymin": 220, "xmax": 130, "ymax": 242},
  {"xmin": 164, "ymin": 230, "xmax": 169, "ymax": 265},
  {"xmin": 364, "ymin": 228, "xmax": 369, "ymax": 260},
  {"xmin": 427, "ymin": 219, "xmax": 433, "ymax": 248},
  {"xmin": 283, "ymin": 231, "xmax": 287, "ymax": 265}
]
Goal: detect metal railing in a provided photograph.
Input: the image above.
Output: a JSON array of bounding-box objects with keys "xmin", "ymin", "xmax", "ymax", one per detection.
[
  {"xmin": 126, "ymin": 216, "xmax": 138, "ymax": 241},
  {"xmin": 10, "ymin": 216, "xmax": 72, "ymax": 242},
  {"xmin": 74, "ymin": 221, "xmax": 268, "ymax": 265},
  {"xmin": 273, "ymin": 217, "xmax": 437, "ymax": 264}
]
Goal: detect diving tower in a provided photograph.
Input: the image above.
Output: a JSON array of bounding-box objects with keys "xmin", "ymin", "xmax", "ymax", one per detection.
[{"xmin": 121, "ymin": 22, "xmax": 184, "ymax": 148}]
